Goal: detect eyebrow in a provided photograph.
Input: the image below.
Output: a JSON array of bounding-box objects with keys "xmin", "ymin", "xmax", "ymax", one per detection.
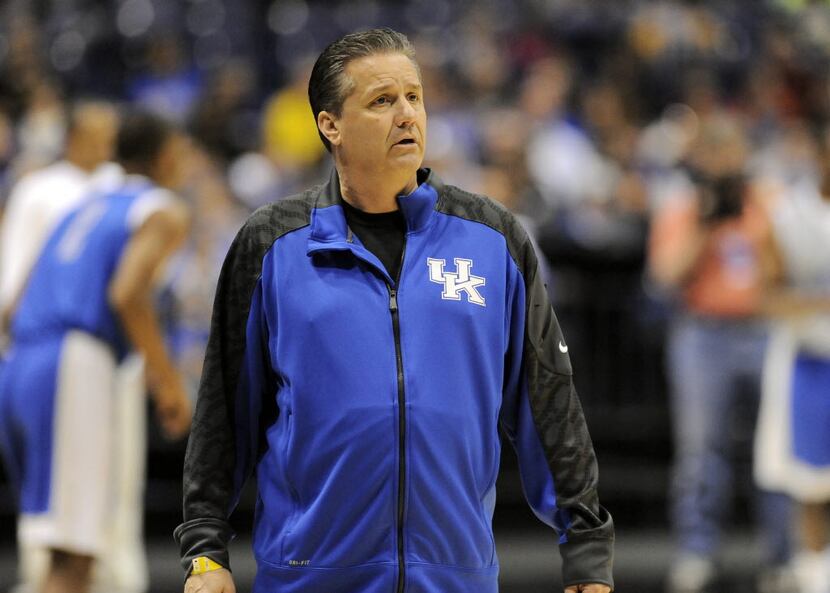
[{"xmin": 364, "ymin": 80, "xmax": 423, "ymax": 97}]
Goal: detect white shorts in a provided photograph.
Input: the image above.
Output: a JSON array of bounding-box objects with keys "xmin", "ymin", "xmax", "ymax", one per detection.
[
  {"xmin": 755, "ymin": 326, "xmax": 830, "ymax": 502},
  {"xmin": 2, "ymin": 330, "xmax": 117, "ymax": 556}
]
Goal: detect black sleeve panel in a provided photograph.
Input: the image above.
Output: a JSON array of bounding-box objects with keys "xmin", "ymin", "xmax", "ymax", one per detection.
[
  {"xmin": 523, "ymin": 258, "xmax": 614, "ymax": 587},
  {"xmin": 436, "ymin": 184, "xmax": 614, "ymax": 589},
  {"xmin": 174, "ymin": 192, "xmax": 315, "ymax": 576}
]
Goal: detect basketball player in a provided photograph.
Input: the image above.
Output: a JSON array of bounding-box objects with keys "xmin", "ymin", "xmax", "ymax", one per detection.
[
  {"xmin": 0, "ymin": 101, "xmax": 155, "ymax": 593},
  {"xmin": 0, "ymin": 110, "xmax": 192, "ymax": 593}
]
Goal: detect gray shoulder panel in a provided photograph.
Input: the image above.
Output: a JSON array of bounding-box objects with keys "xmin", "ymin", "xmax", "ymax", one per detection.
[{"xmin": 435, "ymin": 184, "xmax": 539, "ymax": 282}]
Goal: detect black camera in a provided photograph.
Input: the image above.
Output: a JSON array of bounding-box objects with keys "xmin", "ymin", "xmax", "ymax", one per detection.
[{"xmin": 690, "ymin": 171, "xmax": 747, "ymax": 223}]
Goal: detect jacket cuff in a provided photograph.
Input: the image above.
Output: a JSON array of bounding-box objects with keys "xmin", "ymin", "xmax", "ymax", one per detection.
[
  {"xmin": 174, "ymin": 517, "xmax": 235, "ymax": 577},
  {"xmin": 559, "ymin": 508, "xmax": 615, "ymax": 591}
]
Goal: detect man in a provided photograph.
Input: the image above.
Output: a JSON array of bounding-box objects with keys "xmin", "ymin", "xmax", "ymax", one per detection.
[
  {"xmin": 0, "ymin": 100, "xmax": 153, "ymax": 593},
  {"xmin": 0, "ymin": 110, "xmax": 192, "ymax": 593},
  {"xmin": 648, "ymin": 113, "xmax": 792, "ymax": 593},
  {"xmin": 175, "ymin": 28, "xmax": 614, "ymax": 593}
]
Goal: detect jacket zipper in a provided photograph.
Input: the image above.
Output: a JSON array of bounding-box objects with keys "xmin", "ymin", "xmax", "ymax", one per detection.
[{"xmin": 388, "ymin": 241, "xmax": 407, "ymax": 593}]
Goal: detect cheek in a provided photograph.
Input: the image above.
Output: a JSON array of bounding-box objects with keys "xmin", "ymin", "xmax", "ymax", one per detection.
[
  {"xmin": 163, "ymin": 157, "xmax": 180, "ymax": 182},
  {"xmin": 350, "ymin": 121, "xmax": 385, "ymax": 147}
]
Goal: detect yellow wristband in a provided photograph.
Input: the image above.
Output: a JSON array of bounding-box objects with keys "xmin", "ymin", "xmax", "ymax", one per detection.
[{"xmin": 191, "ymin": 556, "xmax": 224, "ymax": 575}]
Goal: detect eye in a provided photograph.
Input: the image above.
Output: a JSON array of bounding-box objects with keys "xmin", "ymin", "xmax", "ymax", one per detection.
[
  {"xmin": 408, "ymin": 93, "xmax": 420, "ymax": 103},
  {"xmin": 373, "ymin": 96, "xmax": 389, "ymax": 106}
]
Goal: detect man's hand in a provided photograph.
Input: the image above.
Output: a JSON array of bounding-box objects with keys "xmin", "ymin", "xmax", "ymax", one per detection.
[
  {"xmin": 153, "ymin": 374, "xmax": 192, "ymax": 440},
  {"xmin": 184, "ymin": 568, "xmax": 235, "ymax": 593},
  {"xmin": 565, "ymin": 584, "xmax": 612, "ymax": 593}
]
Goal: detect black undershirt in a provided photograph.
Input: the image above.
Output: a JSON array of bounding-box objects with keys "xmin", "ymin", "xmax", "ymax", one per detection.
[{"xmin": 341, "ymin": 199, "xmax": 407, "ymax": 281}]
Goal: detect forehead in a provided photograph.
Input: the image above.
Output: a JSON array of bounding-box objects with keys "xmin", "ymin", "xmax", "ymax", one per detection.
[
  {"xmin": 75, "ymin": 106, "xmax": 118, "ymax": 133},
  {"xmin": 344, "ymin": 52, "xmax": 421, "ymax": 93}
]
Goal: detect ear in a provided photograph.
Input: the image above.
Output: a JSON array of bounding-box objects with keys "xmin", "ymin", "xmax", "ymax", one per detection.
[{"xmin": 317, "ymin": 111, "xmax": 341, "ymax": 148}]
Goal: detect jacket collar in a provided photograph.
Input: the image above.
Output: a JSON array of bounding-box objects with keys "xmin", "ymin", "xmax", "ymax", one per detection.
[{"xmin": 308, "ymin": 167, "xmax": 443, "ymax": 253}]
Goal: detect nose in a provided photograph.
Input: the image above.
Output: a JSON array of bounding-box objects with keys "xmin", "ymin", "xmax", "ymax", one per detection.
[{"xmin": 395, "ymin": 98, "xmax": 417, "ymax": 127}]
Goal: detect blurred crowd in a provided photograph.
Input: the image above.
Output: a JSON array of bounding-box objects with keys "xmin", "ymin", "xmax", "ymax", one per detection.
[
  {"xmin": 0, "ymin": 0, "xmax": 828, "ymax": 370},
  {"xmin": 2, "ymin": 0, "xmax": 830, "ymax": 592},
  {"xmin": 0, "ymin": 0, "xmax": 828, "ymax": 323}
]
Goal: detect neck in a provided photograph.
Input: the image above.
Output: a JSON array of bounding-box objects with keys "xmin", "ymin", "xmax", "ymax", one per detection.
[
  {"xmin": 64, "ymin": 150, "xmax": 98, "ymax": 174},
  {"xmin": 337, "ymin": 165, "xmax": 418, "ymax": 213}
]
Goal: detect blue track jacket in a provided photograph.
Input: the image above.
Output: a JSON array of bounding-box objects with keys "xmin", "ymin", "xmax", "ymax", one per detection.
[{"xmin": 175, "ymin": 169, "xmax": 614, "ymax": 592}]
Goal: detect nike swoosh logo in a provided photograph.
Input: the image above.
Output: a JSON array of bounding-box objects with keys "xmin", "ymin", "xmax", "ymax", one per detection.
[{"xmin": 559, "ymin": 341, "xmax": 568, "ymax": 353}]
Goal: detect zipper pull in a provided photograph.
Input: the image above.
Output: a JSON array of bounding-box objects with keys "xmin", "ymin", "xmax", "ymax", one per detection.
[{"xmin": 389, "ymin": 289, "xmax": 398, "ymax": 312}]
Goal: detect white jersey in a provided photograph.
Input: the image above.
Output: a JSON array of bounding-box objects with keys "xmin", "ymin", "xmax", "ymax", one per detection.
[
  {"xmin": 0, "ymin": 161, "xmax": 123, "ymax": 314},
  {"xmin": 770, "ymin": 180, "xmax": 830, "ymax": 356}
]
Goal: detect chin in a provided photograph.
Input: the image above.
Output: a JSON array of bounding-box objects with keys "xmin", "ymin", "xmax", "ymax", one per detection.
[{"xmin": 391, "ymin": 151, "xmax": 423, "ymax": 169}]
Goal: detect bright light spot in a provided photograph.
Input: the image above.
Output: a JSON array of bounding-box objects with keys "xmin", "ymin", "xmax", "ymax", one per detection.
[
  {"xmin": 268, "ymin": 0, "xmax": 309, "ymax": 36},
  {"xmin": 50, "ymin": 31, "xmax": 86, "ymax": 72},
  {"xmin": 117, "ymin": 0, "xmax": 155, "ymax": 38},
  {"xmin": 228, "ymin": 152, "xmax": 281, "ymax": 209}
]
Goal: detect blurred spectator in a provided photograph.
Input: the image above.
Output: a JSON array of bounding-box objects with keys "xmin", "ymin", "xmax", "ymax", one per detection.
[
  {"xmin": 523, "ymin": 54, "xmax": 602, "ymax": 213},
  {"xmin": 527, "ymin": 62, "xmax": 648, "ymax": 268},
  {"xmin": 127, "ymin": 34, "xmax": 203, "ymax": 124},
  {"xmin": 418, "ymin": 37, "xmax": 480, "ymax": 189},
  {"xmin": 165, "ymin": 145, "xmax": 247, "ymax": 394},
  {"xmin": 0, "ymin": 15, "xmax": 48, "ymax": 119},
  {"xmin": 189, "ymin": 58, "xmax": 259, "ymax": 165},
  {"xmin": 455, "ymin": 9, "xmax": 512, "ymax": 109},
  {"xmin": 754, "ymin": 128, "xmax": 830, "ymax": 593},
  {"xmin": 647, "ymin": 112, "xmax": 793, "ymax": 593},
  {"xmin": 476, "ymin": 107, "xmax": 538, "ymax": 214},
  {"xmin": 262, "ymin": 61, "xmax": 324, "ymax": 166},
  {"xmin": 13, "ymin": 80, "xmax": 67, "ymax": 176},
  {"xmin": 246, "ymin": 59, "xmax": 328, "ymax": 208},
  {"xmin": 475, "ymin": 106, "xmax": 555, "ymax": 294}
]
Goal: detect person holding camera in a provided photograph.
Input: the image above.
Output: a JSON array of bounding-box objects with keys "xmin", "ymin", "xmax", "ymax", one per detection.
[{"xmin": 648, "ymin": 113, "xmax": 792, "ymax": 593}]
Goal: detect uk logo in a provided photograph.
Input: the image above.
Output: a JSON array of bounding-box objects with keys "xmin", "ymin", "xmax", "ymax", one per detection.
[{"xmin": 426, "ymin": 258, "xmax": 486, "ymax": 306}]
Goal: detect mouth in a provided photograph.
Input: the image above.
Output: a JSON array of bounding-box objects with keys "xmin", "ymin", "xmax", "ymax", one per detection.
[{"xmin": 393, "ymin": 138, "xmax": 417, "ymax": 147}]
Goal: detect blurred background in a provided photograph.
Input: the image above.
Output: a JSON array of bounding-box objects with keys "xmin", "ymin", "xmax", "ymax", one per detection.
[{"xmin": 2, "ymin": 0, "xmax": 830, "ymax": 591}]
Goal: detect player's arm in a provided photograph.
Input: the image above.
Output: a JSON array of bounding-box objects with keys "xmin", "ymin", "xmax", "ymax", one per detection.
[
  {"xmin": 501, "ymin": 218, "xmax": 614, "ymax": 591},
  {"xmin": 108, "ymin": 200, "xmax": 191, "ymax": 439}
]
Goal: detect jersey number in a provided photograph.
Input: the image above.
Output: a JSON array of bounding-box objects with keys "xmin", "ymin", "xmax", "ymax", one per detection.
[{"xmin": 56, "ymin": 201, "xmax": 107, "ymax": 263}]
